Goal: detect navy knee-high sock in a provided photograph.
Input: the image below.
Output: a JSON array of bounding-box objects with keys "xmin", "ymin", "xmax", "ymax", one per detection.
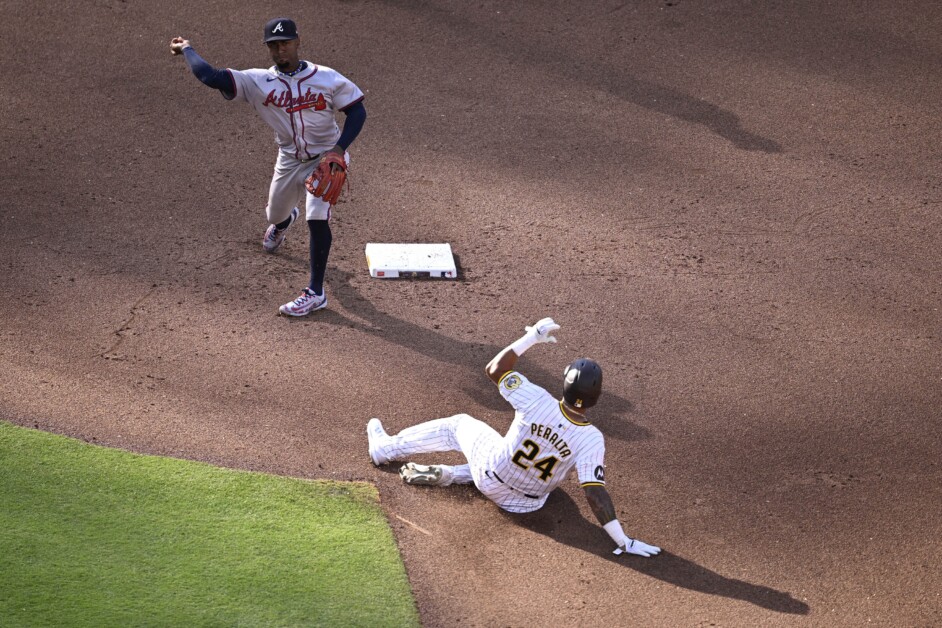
[
  {"xmin": 307, "ymin": 220, "xmax": 332, "ymax": 295},
  {"xmin": 274, "ymin": 214, "xmax": 293, "ymax": 230}
]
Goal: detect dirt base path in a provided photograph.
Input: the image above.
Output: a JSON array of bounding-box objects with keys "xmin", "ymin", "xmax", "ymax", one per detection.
[{"xmin": 2, "ymin": 1, "xmax": 940, "ymax": 625}]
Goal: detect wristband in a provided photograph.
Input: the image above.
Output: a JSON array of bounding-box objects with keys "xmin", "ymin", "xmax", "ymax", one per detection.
[
  {"xmin": 508, "ymin": 333, "xmax": 538, "ymax": 356},
  {"xmin": 603, "ymin": 519, "xmax": 628, "ymax": 546}
]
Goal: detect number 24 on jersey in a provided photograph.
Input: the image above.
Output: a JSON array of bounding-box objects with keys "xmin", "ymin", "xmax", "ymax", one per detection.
[{"xmin": 512, "ymin": 439, "xmax": 559, "ymax": 481}]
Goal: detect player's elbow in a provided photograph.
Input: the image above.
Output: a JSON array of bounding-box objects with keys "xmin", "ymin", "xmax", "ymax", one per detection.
[
  {"xmin": 485, "ymin": 354, "xmax": 512, "ymax": 385},
  {"xmin": 484, "ymin": 360, "xmax": 502, "ymax": 384},
  {"xmin": 344, "ymin": 101, "xmax": 366, "ymax": 119}
]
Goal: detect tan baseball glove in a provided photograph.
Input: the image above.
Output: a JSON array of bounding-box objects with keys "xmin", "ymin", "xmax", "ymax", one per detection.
[{"xmin": 305, "ymin": 152, "xmax": 348, "ymax": 205}]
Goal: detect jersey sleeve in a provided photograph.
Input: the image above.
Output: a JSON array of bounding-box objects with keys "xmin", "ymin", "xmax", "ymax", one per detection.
[
  {"xmin": 329, "ymin": 69, "xmax": 364, "ymax": 111},
  {"xmin": 182, "ymin": 47, "xmax": 235, "ymax": 98},
  {"xmin": 575, "ymin": 430, "xmax": 607, "ymax": 487},
  {"xmin": 226, "ymin": 68, "xmax": 268, "ymax": 103},
  {"xmin": 497, "ymin": 371, "xmax": 549, "ymax": 413}
]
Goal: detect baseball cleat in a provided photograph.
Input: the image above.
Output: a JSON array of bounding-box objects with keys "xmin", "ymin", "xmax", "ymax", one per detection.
[
  {"xmin": 367, "ymin": 418, "xmax": 391, "ymax": 466},
  {"xmin": 279, "ymin": 288, "xmax": 327, "ymax": 316},
  {"xmin": 399, "ymin": 462, "xmax": 444, "ymax": 486},
  {"xmin": 262, "ymin": 206, "xmax": 299, "ymax": 253}
]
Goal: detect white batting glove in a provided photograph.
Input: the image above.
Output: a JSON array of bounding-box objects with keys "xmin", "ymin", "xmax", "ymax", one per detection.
[
  {"xmin": 524, "ymin": 317, "xmax": 560, "ymax": 344},
  {"xmin": 604, "ymin": 520, "xmax": 661, "ymax": 557},
  {"xmin": 509, "ymin": 317, "xmax": 560, "ymax": 356},
  {"xmin": 614, "ymin": 537, "xmax": 661, "ymax": 558}
]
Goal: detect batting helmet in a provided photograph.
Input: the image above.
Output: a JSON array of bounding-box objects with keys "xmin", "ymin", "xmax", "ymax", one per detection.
[{"xmin": 563, "ymin": 358, "xmax": 603, "ymax": 409}]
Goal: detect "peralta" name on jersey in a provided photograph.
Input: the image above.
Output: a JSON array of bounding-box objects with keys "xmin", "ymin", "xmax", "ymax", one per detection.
[
  {"xmin": 263, "ymin": 89, "xmax": 327, "ymax": 114},
  {"xmin": 531, "ymin": 424, "xmax": 572, "ymax": 458}
]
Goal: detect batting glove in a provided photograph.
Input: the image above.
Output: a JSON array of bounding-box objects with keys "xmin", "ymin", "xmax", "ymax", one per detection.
[
  {"xmin": 525, "ymin": 317, "xmax": 560, "ymax": 344},
  {"xmin": 510, "ymin": 317, "xmax": 560, "ymax": 356},
  {"xmin": 615, "ymin": 537, "xmax": 661, "ymax": 558}
]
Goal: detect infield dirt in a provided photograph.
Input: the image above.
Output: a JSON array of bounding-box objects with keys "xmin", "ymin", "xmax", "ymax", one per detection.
[{"xmin": 1, "ymin": 1, "xmax": 940, "ymax": 626}]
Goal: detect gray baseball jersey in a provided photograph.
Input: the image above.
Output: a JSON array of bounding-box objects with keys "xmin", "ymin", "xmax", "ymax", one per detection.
[
  {"xmin": 227, "ymin": 63, "xmax": 363, "ymax": 222},
  {"xmin": 227, "ymin": 63, "xmax": 363, "ymax": 160}
]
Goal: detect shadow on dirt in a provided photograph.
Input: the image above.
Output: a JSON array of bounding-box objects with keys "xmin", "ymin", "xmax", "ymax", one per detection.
[
  {"xmin": 313, "ymin": 269, "xmax": 652, "ymax": 443},
  {"xmin": 507, "ymin": 490, "xmax": 811, "ymax": 615},
  {"xmin": 385, "ymin": 0, "xmax": 782, "ymax": 153}
]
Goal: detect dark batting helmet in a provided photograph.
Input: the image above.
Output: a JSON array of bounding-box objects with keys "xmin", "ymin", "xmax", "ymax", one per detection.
[{"xmin": 563, "ymin": 358, "xmax": 603, "ymax": 409}]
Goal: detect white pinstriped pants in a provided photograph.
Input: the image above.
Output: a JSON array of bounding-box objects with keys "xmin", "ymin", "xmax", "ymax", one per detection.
[{"xmin": 383, "ymin": 414, "xmax": 548, "ymax": 513}]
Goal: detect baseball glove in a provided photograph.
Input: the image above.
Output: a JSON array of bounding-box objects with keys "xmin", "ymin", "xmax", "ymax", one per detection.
[{"xmin": 305, "ymin": 152, "xmax": 348, "ymax": 205}]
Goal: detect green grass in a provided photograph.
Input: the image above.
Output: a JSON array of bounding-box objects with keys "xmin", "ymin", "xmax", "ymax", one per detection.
[{"xmin": 0, "ymin": 422, "xmax": 419, "ymax": 627}]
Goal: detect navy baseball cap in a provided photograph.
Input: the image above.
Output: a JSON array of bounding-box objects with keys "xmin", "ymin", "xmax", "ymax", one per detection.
[{"xmin": 263, "ymin": 18, "xmax": 298, "ymax": 43}]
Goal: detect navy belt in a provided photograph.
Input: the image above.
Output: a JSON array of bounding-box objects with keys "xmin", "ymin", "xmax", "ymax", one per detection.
[
  {"xmin": 488, "ymin": 471, "xmax": 539, "ymax": 499},
  {"xmin": 299, "ymin": 152, "xmax": 322, "ymax": 163}
]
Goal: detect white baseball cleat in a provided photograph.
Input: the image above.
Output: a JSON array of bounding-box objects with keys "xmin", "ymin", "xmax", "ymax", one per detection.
[
  {"xmin": 262, "ymin": 206, "xmax": 299, "ymax": 253},
  {"xmin": 367, "ymin": 418, "xmax": 391, "ymax": 466},
  {"xmin": 279, "ymin": 288, "xmax": 327, "ymax": 316},
  {"xmin": 399, "ymin": 462, "xmax": 444, "ymax": 486}
]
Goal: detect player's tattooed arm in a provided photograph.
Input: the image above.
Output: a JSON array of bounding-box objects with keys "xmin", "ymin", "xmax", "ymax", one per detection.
[
  {"xmin": 586, "ymin": 484, "xmax": 662, "ymax": 557},
  {"xmin": 583, "ymin": 484, "xmax": 618, "ymax": 526}
]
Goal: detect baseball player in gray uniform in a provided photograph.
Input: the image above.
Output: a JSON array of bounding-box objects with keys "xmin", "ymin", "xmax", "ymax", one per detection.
[
  {"xmin": 367, "ymin": 318, "xmax": 661, "ymax": 557},
  {"xmin": 170, "ymin": 18, "xmax": 366, "ymax": 315}
]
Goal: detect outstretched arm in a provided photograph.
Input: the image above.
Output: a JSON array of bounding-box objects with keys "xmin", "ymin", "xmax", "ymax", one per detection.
[
  {"xmin": 169, "ymin": 37, "xmax": 236, "ymax": 98},
  {"xmin": 485, "ymin": 346, "xmax": 519, "ymax": 384},
  {"xmin": 485, "ymin": 317, "xmax": 560, "ymax": 384},
  {"xmin": 584, "ymin": 484, "xmax": 618, "ymax": 524},
  {"xmin": 584, "ymin": 484, "xmax": 661, "ymax": 557}
]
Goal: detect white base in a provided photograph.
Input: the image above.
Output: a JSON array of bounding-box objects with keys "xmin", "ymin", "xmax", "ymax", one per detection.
[{"xmin": 365, "ymin": 243, "xmax": 457, "ymax": 278}]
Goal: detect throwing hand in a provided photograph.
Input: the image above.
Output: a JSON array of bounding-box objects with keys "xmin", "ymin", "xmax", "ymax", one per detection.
[{"xmin": 170, "ymin": 37, "xmax": 191, "ymax": 55}]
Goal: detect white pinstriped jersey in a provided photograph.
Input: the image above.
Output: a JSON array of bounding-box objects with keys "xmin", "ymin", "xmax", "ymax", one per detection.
[
  {"xmin": 492, "ymin": 371, "xmax": 607, "ymax": 499},
  {"xmin": 226, "ymin": 62, "xmax": 364, "ymax": 161}
]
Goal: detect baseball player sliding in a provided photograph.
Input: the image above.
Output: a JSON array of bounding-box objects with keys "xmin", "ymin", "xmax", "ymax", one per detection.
[
  {"xmin": 170, "ymin": 18, "xmax": 367, "ymax": 315},
  {"xmin": 367, "ymin": 318, "xmax": 661, "ymax": 557}
]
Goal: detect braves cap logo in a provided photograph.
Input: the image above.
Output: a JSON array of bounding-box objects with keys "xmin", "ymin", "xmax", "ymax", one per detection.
[{"xmin": 263, "ymin": 17, "xmax": 298, "ymax": 43}]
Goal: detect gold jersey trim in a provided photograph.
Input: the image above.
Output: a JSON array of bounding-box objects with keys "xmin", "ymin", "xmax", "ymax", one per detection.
[{"xmin": 560, "ymin": 400, "xmax": 590, "ymax": 426}]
